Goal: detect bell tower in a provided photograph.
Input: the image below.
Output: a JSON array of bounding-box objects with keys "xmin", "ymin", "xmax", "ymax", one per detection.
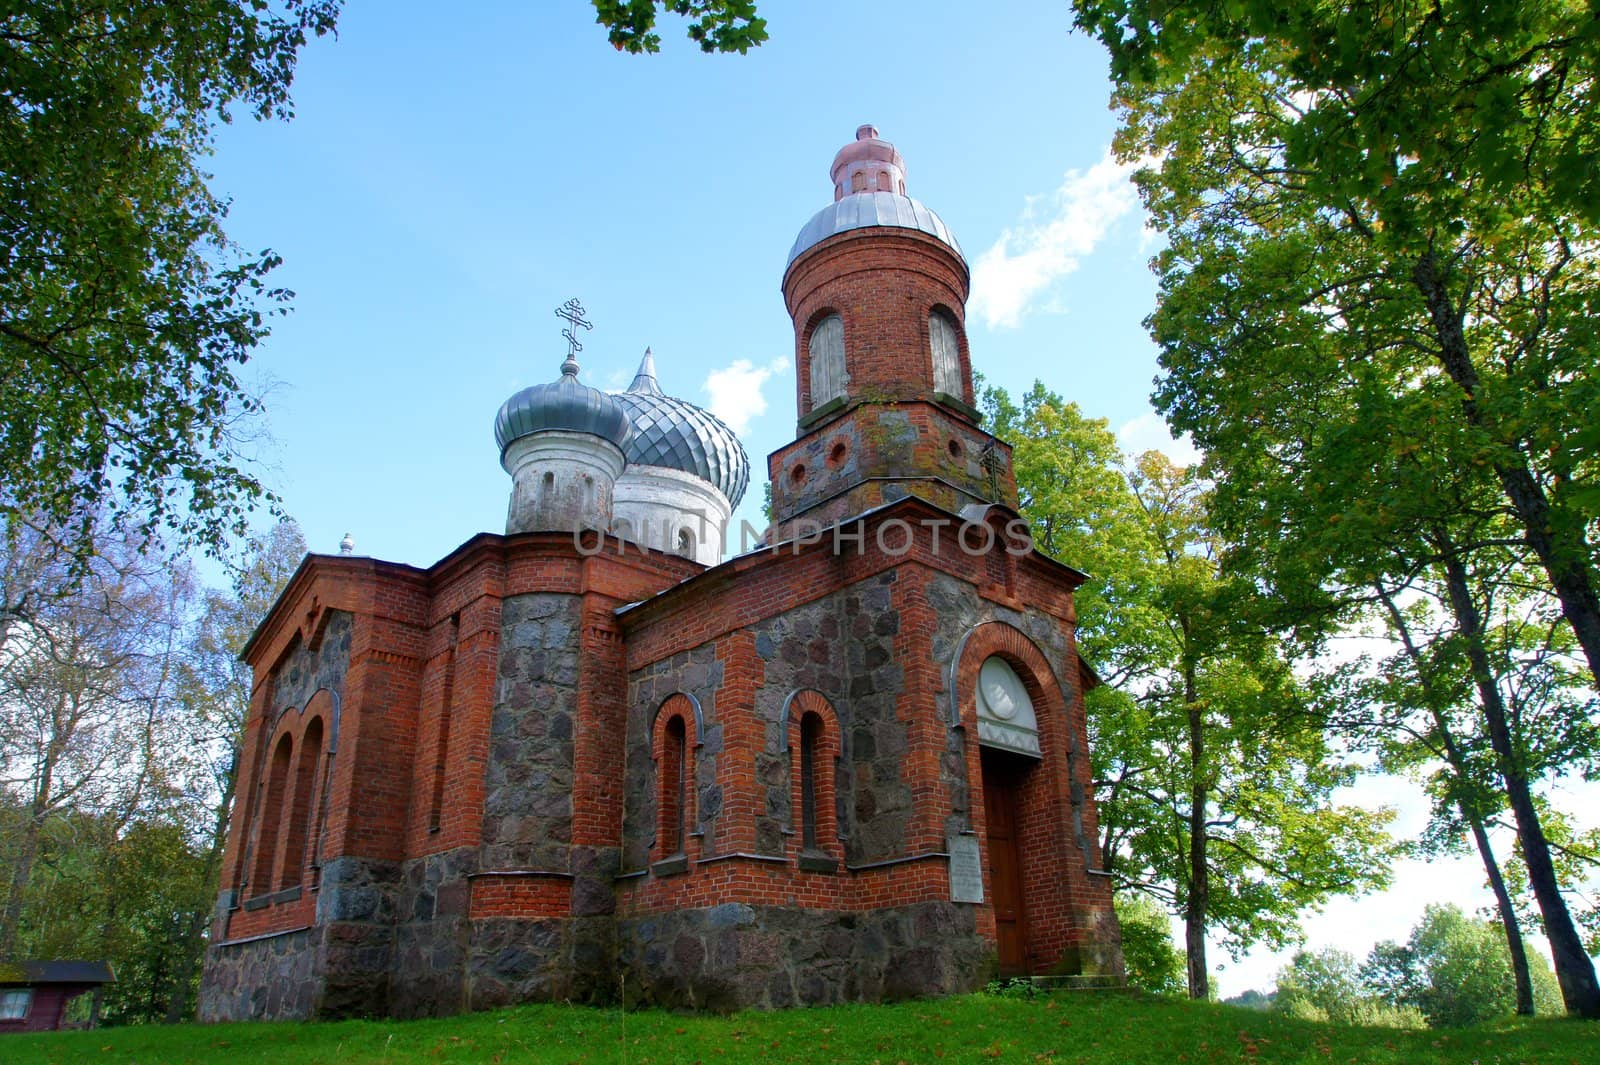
[{"xmin": 768, "ymin": 126, "xmax": 1018, "ymax": 537}]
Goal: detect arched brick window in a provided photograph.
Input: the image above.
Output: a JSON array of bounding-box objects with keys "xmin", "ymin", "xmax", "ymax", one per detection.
[
  {"xmin": 800, "ymin": 711, "xmax": 824, "ymax": 850},
  {"xmin": 930, "ymin": 309, "xmax": 963, "ymax": 397},
  {"xmin": 662, "ymin": 715, "xmax": 687, "ymax": 855},
  {"xmin": 651, "ymin": 693, "xmax": 700, "ymax": 863},
  {"xmin": 277, "ymin": 716, "xmax": 324, "ymax": 889},
  {"xmin": 251, "ymin": 732, "xmax": 293, "ymax": 894},
  {"xmin": 809, "ymin": 313, "xmax": 846, "ymax": 409},
  {"xmin": 784, "ymin": 690, "xmax": 841, "ymax": 864}
]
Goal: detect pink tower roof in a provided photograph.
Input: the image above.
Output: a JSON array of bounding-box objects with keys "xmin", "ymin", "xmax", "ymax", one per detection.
[{"xmin": 786, "ymin": 125, "xmax": 963, "ymax": 271}]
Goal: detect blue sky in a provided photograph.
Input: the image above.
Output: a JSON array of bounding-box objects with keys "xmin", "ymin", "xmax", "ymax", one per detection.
[
  {"xmin": 208, "ymin": 0, "xmax": 1168, "ymax": 563},
  {"xmin": 203, "ymin": 0, "xmax": 1591, "ymax": 996}
]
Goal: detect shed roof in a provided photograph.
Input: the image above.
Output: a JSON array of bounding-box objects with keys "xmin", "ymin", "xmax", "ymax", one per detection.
[{"xmin": 0, "ymin": 960, "xmax": 115, "ymax": 985}]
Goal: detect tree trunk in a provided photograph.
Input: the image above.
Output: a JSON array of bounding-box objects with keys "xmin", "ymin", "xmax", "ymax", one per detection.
[
  {"xmin": 1414, "ymin": 252, "xmax": 1600, "ymax": 693},
  {"xmin": 1441, "ymin": 552, "xmax": 1600, "ymax": 1018},
  {"xmin": 0, "ymin": 804, "xmax": 42, "ymax": 957},
  {"xmin": 0, "ymin": 721, "xmax": 58, "ymax": 957},
  {"xmin": 1376, "ymin": 584, "xmax": 1535, "ymax": 1015},
  {"xmin": 164, "ymin": 763, "xmax": 236, "ymax": 1024},
  {"xmin": 1465, "ymin": 810, "xmax": 1535, "ymax": 1015},
  {"xmin": 1183, "ymin": 663, "xmax": 1209, "ymax": 1000}
]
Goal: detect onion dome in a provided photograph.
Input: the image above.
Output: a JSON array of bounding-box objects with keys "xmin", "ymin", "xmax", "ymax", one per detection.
[
  {"xmin": 494, "ymin": 350, "xmax": 632, "ymax": 456},
  {"xmin": 612, "ymin": 349, "xmax": 751, "ymax": 507},
  {"xmin": 786, "ymin": 125, "xmax": 964, "ymax": 269}
]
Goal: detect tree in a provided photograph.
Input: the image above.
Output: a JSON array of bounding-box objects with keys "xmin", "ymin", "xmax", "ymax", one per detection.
[
  {"xmin": 1068, "ymin": 0, "xmax": 1600, "ymax": 1018},
  {"xmin": 985, "ymin": 384, "xmax": 1395, "ymax": 1000},
  {"xmin": 0, "ymin": 512, "xmax": 303, "ymax": 1021},
  {"xmin": 160, "ymin": 519, "xmax": 305, "ymax": 1020},
  {"xmin": 1363, "ymin": 904, "xmax": 1563, "ymax": 1028},
  {"xmin": 0, "ymin": 2, "xmax": 340, "ymax": 559},
  {"xmin": 1324, "ymin": 528, "xmax": 1598, "ymax": 1018},
  {"xmin": 1273, "ymin": 947, "xmax": 1423, "ymax": 1029},
  {"xmin": 591, "ymin": 0, "xmax": 767, "ymax": 53},
  {"xmin": 1114, "ymin": 893, "xmax": 1184, "ymax": 995},
  {"xmin": 0, "ymin": 515, "xmax": 195, "ymax": 958}
]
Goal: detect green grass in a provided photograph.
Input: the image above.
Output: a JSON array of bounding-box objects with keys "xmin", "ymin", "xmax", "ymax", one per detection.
[{"xmin": 4, "ymin": 993, "xmax": 1591, "ymax": 1065}]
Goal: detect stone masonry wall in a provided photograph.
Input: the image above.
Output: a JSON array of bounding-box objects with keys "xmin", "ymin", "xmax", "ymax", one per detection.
[
  {"xmin": 617, "ymin": 901, "xmax": 989, "ymax": 1010},
  {"xmin": 623, "ymin": 645, "xmax": 725, "ymax": 870},
  {"xmin": 198, "ymin": 929, "xmax": 319, "ymax": 1022},
  {"xmin": 749, "ymin": 574, "xmax": 908, "ymax": 865},
  {"xmin": 389, "ymin": 847, "xmax": 476, "ymax": 1018},
  {"xmin": 268, "ymin": 610, "xmax": 353, "ymax": 722},
  {"xmin": 484, "ymin": 593, "xmax": 583, "ymax": 870}
]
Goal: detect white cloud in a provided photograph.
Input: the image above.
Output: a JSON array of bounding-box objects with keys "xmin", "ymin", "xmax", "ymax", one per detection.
[
  {"xmin": 1116, "ymin": 411, "xmax": 1203, "ymax": 466},
  {"xmin": 703, "ymin": 356, "xmax": 790, "ymax": 435},
  {"xmin": 970, "ymin": 149, "xmax": 1143, "ymax": 330}
]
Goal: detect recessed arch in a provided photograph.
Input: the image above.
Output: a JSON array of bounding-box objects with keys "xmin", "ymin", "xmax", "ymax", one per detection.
[
  {"xmin": 948, "ymin": 622, "xmax": 1063, "ymax": 731},
  {"xmin": 650, "ymin": 692, "xmax": 704, "ymax": 860},
  {"xmin": 649, "ymin": 691, "xmax": 705, "ymax": 746},
  {"xmin": 780, "ymin": 689, "xmax": 843, "ymax": 858}
]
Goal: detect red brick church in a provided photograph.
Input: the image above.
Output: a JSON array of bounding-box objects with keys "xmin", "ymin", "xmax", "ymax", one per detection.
[{"xmin": 199, "ymin": 127, "xmax": 1122, "ymax": 1019}]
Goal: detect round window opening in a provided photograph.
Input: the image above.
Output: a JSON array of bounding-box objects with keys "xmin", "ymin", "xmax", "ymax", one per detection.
[{"xmin": 978, "ymin": 657, "xmax": 1032, "ymax": 722}]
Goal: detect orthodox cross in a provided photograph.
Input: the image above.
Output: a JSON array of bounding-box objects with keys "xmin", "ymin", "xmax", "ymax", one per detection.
[{"xmin": 555, "ymin": 298, "xmax": 592, "ymax": 374}]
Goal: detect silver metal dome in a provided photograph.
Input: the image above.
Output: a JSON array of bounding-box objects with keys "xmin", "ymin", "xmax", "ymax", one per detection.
[
  {"xmin": 613, "ymin": 349, "xmax": 750, "ymax": 508},
  {"xmin": 494, "ymin": 363, "xmax": 633, "ymax": 456},
  {"xmin": 786, "ymin": 192, "xmax": 964, "ymax": 270}
]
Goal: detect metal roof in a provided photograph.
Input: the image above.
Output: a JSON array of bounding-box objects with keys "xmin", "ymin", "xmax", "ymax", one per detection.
[
  {"xmin": 0, "ymin": 960, "xmax": 115, "ymax": 985},
  {"xmin": 494, "ymin": 366, "xmax": 633, "ymax": 455},
  {"xmin": 613, "ymin": 350, "xmax": 750, "ymax": 507},
  {"xmin": 786, "ymin": 192, "xmax": 964, "ymax": 270}
]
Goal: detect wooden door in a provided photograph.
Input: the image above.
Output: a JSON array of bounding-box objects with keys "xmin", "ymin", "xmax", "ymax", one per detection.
[{"xmin": 983, "ymin": 772, "xmax": 1029, "ymax": 975}]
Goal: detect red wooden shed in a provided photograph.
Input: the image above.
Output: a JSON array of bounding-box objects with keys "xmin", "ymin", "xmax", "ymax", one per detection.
[{"xmin": 0, "ymin": 961, "xmax": 115, "ymax": 1033}]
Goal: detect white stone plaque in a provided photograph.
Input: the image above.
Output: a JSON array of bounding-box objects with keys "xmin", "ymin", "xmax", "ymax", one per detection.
[{"xmin": 948, "ymin": 833, "xmax": 984, "ymax": 903}]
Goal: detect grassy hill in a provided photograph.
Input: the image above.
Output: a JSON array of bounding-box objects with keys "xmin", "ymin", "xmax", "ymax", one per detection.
[{"xmin": 4, "ymin": 991, "xmax": 1590, "ymax": 1064}]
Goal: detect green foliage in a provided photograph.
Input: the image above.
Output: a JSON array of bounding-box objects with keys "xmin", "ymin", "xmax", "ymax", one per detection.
[
  {"xmin": 3, "ymin": 994, "xmax": 1593, "ymax": 1064},
  {"xmin": 1069, "ymin": 0, "xmax": 1600, "ymax": 1016},
  {"xmin": 1499, "ymin": 805, "xmax": 1600, "ymax": 956},
  {"xmin": 1115, "ymin": 894, "xmax": 1184, "ymax": 996},
  {"xmin": 1273, "ymin": 948, "xmax": 1424, "ymax": 1029},
  {"xmin": 1363, "ymin": 904, "xmax": 1565, "ymax": 1028},
  {"xmin": 13, "ymin": 811, "xmax": 213, "ymax": 1024},
  {"xmin": 591, "ymin": 1, "xmax": 766, "ymax": 53},
  {"xmin": 984, "ymin": 382, "xmax": 1397, "ymax": 998},
  {"xmin": 982, "ymin": 976, "xmax": 1045, "ymax": 1000},
  {"xmin": 0, "ymin": 2, "xmax": 340, "ymax": 558},
  {"xmin": 0, "ymin": 516, "xmax": 306, "ymax": 1022}
]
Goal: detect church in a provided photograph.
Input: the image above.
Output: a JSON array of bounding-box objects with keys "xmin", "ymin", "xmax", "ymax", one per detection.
[{"xmin": 198, "ymin": 126, "xmax": 1123, "ymax": 1020}]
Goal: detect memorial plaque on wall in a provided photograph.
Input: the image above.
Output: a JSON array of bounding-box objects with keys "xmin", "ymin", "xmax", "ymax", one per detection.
[{"xmin": 947, "ymin": 833, "xmax": 984, "ymax": 903}]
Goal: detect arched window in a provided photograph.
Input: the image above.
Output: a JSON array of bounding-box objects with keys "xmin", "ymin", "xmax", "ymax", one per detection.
[
  {"xmin": 930, "ymin": 310, "xmax": 963, "ymax": 397},
  {"xmin": 785, "ymin": 690, "xmax": 840, "ymax": 867},
  {"xmin": 800, "ymin": 711, "xmax": 824, "ymax": 850},
  {"xmin": 876, "ymin": 170, "xmax": 891, "ymax": 191},
  {"xmin": 851, "ymin": 171, "xmax": 867, "ymax": 193},
  {"xmin": 252, "ymin": 733, "xmax": 293, "ymax": 893},
  {"xmin": 278, "ymin": 717, "xmax": 323, "ymax": 889},
  {"xmin": 676, "ymin": 527, "xmax": 694, "ymax": 556},
  {"xmin": 661, "ymin": 714, "xmax": 688, "ymax": 856},
  {"xmin": 809, "ymin": 314, "xmax": 846, "ymax": 409}
]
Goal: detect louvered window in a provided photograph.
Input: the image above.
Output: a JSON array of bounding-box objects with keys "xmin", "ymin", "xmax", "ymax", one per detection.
[
  {"xmin": 931, "ymin": 311, "xmax": 962, "ymax": 397},
  {"xmin": 809, "ymin": 314, "xmax": 846, "ymax": 408}
]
